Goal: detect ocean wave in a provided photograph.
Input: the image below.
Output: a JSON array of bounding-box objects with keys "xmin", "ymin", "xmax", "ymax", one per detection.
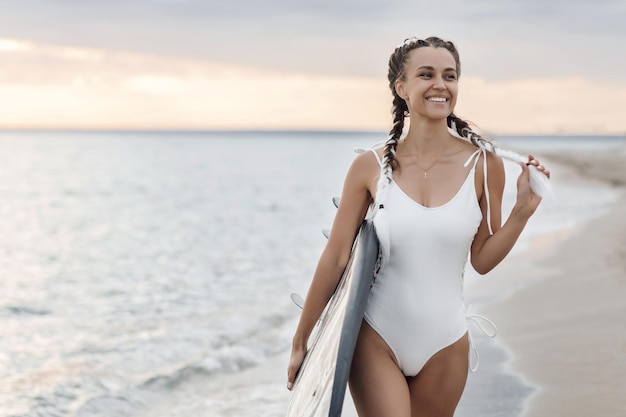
[
  {"xmin": 142, "ymin": 313, "xmax": 294, "ymax": 390},
  {"xmin": 1, "ymin": 305, "xmax": 52, "ymax": 316}
]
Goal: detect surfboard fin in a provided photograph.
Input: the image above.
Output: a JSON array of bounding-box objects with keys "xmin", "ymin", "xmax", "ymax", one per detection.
[
  {"xmin": 321, "ymin": 197, "xmax": 340, "ymax": 238},
  {"xmin": 291, "ymin": 292, "xmax": 326, "ymax": 323},
  {"xmin": 290, "ymin": 293, "xmax": 305, "ymax": 309}
]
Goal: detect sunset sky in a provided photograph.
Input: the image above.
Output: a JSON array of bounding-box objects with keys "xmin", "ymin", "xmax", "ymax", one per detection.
[{"xmin": 1, "ymin": 1, "xmax": 624, "ymax": 134}]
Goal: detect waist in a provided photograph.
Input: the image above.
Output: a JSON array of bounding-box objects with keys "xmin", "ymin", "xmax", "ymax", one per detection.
[
  {"xmin": 366, "ymin": 289, "xmax": 466, "ymax": 325},
  {"xmin": 371, "ymin": 263, "xmax": 465, "ymax": 308}
]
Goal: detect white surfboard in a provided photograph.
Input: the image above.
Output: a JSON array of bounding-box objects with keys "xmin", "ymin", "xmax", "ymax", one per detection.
[{"xmin": 286, "ymin": 220, "xmax": 380, "ymax": 417}]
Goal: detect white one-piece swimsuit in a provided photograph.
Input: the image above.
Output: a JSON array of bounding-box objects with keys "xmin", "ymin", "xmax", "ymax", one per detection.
[{"xmin": 364, "ymin": 148, "xmax": 491, "ymax": 377}]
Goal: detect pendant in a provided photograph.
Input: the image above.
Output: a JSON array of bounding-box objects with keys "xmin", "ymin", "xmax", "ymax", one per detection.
[{"xmin": 424, "ymin": 172, "xmax": 428, "ymax": 178}]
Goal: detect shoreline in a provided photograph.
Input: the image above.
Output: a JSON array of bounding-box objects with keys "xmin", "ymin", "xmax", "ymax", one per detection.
[
  {"xmin": 480, "ymin": 146, "xmax": 626, "ymax": 417},
  {"xmin": 189, "ymin": 144, "xmax": 626, "ymax": 417}
]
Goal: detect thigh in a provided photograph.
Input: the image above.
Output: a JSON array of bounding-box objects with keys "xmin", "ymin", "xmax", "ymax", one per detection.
[
  {"xmin": 408, "ymin": 332, "xmax": 470, "ymax": 417},
  {"xmin": 349, "ymin": 321, "xmax": 411, "ymax": 417}
]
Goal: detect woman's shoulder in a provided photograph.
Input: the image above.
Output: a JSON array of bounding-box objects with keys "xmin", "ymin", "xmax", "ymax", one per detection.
[
  {"xmin": 456, "ymin": 138, "xmax": 504, "ymax": 167},
  {"xmin": 484, "ymin": 146, "xmax": 505, "ymax": 171},
  {"xmin": 477, "ymin": 145, "xmax": 505, "ymax": 185},
  {"xmin": 342, "ymin": 147, "xmax": 382, "ymax": 190},
  {"xmin": 351, "ymin": 147, "xmax": 382, "ymax": 172}
]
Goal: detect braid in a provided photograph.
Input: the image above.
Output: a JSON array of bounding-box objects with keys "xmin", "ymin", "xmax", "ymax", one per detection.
[
  {"xmin": 372, "ymin": 35, "xmax": 550, "ymax": 268},
  {"xmin": 378, "ymin": 35, "xmax": 462, "ymax": 193},
  {"xmin": 447, "ymin": 113, "xmax": 496, "ymax": 154},
  {"xmin": 371, "ymin": 35, "xmax": 553, "ymax": 250},
  {"xmin": 376, "ymin": 96, "xmax": 405, "ymax": 207},
  {"xmin": 375, "ymin": 37, "xmax": 480, "ymax": 207}
]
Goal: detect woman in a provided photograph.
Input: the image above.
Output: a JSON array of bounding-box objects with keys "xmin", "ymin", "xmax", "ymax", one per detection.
[{"xmin": 287, "ymin": 36, "xmax": 550, "ymax": 417}]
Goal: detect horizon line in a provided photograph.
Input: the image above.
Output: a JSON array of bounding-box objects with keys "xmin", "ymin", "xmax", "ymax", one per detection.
[{"xmin": 0, "ymin": 127, "xmax": 624, "ymax": 138}]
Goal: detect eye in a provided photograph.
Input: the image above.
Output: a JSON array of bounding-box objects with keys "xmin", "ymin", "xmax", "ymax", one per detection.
[
  {"xmin": 419, "ymin": 72, "xmax": 432, "ymax": 78},
  {"xmin": 444, "ymin": 74, "xmax": 457, "ymax": 80}
]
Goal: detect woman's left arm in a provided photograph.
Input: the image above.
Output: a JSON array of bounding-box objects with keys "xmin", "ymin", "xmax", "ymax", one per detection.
[{"xmin": 470, "ymin": 152, "xmax": 550, "ymax": 274}]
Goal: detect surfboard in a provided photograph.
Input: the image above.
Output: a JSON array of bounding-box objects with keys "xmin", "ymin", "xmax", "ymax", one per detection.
[{"xmin": 286, "ymin": 220, "xmax": 380, "ymax": 417}]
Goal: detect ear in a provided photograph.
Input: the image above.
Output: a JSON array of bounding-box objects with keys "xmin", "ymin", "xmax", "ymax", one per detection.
[{"xmin": 395, "ymin": 79, "xmax": 407, "ymax": 100}]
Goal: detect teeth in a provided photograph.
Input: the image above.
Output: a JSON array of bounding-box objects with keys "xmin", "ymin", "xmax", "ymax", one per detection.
[{"xmin": 428, "ymin": 97, "xmax": 447, "ymax": 102}]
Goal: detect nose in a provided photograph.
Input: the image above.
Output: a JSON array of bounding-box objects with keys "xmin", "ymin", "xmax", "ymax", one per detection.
[{"xmin": 433, "ymin": 74, "xmax": 446, "ymax": 90}]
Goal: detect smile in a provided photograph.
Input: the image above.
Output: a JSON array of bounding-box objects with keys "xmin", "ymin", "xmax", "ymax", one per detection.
[{"xmin": 426, "ymin": 97, "xmax": 448, "ymax": 102}]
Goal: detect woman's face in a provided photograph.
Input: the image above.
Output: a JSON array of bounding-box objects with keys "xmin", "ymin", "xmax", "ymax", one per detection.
[{"xmin": 395, "ymin": 46, "xmax": 459, "ymax": 121}]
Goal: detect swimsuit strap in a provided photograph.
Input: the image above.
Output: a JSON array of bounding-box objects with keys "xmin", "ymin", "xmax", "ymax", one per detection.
[
  {"xmin": 369, "ymin": 148, "xmax": 384, "ymax": 168},
  {"xmin": 463, "ymin": 149, "xmax": 493, "ymax": 235},
  {"xmin": 463, "ymin": 149, "xmax": 481, "ymax": 170},
  {"xmin": 465, "ymin": 304, "xmax": 497, "ymax": 372},
  {"xmin": 363, "ymin": 147, "xmax": 385, "ymax": 221}
]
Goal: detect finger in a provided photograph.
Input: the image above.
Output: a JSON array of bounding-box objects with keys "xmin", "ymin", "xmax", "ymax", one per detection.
[
  {"xmin": 518, "ymin": 162, "xmax": 531, "ymax": 184},
  {"xmin": 287, "ymin": 366, "xmax": 295, "ymax": 390},
  {"xmin": 533, "ymin": 163, "xmax": 551, "ymax": 179},
  {"xmin": 518, "ymin": 162, "xmax": 527, "ymax": 176},
  {"xmin": 519, "ymin": 161, "xmax": 529, "ymax": 172}
]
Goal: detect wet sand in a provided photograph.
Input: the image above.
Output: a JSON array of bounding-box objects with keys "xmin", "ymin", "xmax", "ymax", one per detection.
[{"xmin": 481, "ymin": 147, "xmax": 626, "ymax": 417}]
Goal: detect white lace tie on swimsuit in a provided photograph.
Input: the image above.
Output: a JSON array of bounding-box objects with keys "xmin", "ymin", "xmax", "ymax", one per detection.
[
  {"xmin": 363, "ymin": 147, "xmax": 392, "ymax": 269},
  {"xmin": 464, "ymin": 304, "xmax": 497, "ymax": 372},
  {"xmin": 449, "ymin": 126, "xmax": 555, "ymax": 205}
]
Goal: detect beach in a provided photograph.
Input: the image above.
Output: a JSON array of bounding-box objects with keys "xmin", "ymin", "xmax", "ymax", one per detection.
[
  {"xmin": 147, "ymin": 139, "xmax": 626, "ymax": 417},
  {"xmin": 277, "ymin": 144, "xmax": 626, "ymax": 417},
  {"xmin": 478, "ymin": 146, "xmax": 626, "ymax": 417},
  {"xmin": 1, "ymin": 132, "xmax": 625, "ymax": 417}
]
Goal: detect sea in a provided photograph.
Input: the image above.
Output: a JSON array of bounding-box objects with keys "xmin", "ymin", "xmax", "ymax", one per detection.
[{"xmin": 0, "ymin": 130, "xmax": 624, "ymax": 417}]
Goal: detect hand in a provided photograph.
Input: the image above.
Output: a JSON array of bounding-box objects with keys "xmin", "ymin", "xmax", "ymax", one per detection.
[
  {"xmin": 527, "ymin": 153, "xmax": 551, "ymax": 179},
  {"xmin": 515, "ymin": 154, "xmax": 550, "ymax": 218},
  {"xmin": 287, "ymin": 344, "xmax": 306, "ymax": 390}
]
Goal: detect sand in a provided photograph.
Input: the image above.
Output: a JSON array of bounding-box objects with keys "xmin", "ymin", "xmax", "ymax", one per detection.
[{"xmin": 480, "ymin": 147, "xmax": 626, "ymax": 417}]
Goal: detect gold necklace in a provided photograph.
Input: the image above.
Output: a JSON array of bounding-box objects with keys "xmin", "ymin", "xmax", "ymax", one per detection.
[{"xmin": 416, "ymin": 144, "xmax": 448, "ymax": 179}]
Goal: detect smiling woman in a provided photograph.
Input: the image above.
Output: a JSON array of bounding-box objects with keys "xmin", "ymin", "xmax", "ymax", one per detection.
[
  {"xmin": 286, "ymin": 36, "xmax": 552, "ymax": 417},
  {"xmin": 394, "ymin": 47, "xmax": 460, "ymax": 125}
]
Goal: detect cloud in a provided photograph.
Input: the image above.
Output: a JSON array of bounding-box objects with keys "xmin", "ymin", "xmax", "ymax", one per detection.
[
  {"xmin": 1, "ymin": 1, "xmax": 624, "ymax": 133},
  {"xmin": 123, "ymin": 75, "xmax": 188, "ymax": 95},
  {"xmin": 1, "ymin": 37, "xmax": 624, "ymax": 133},
  {"xmin": 0, "ymin": 1, "xmax": 623, "ymax": 82},
  {"xmin": 457, "ymin": 76, "xmax": 626, "ymax": 134},
  {"xmin": 0, "ymin": 37, "xmax": 391, "ymax": 130},
  {"xmin": 0, "ymin": 39, "xmax": 33, "ymax": 52}
]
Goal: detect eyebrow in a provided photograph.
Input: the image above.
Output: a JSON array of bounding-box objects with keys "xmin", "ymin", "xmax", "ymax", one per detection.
[{"xmin": 415, "ymin": 66, "xmax": 457, "ymax": 72}]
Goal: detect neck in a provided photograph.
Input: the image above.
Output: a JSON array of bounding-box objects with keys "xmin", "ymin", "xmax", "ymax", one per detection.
[{"xmin": 402, "ymin": 117, "xmax": 451, "ymax": 155}]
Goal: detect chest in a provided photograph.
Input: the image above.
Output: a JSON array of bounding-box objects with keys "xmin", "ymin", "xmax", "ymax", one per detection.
[{"xmin": 385, "ymin": 177, "xmax": 482, "ymax": 247}]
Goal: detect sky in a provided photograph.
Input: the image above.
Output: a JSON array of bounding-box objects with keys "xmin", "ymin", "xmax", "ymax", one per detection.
[{"xmin": 0, "ymin": 0, "xmax": 625, "ymax": 134}]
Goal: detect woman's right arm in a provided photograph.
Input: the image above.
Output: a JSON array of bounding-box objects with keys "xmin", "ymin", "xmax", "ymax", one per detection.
[{"xmin": 287, "ymin": 151, "xmax": 376, "ymax": 389}]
